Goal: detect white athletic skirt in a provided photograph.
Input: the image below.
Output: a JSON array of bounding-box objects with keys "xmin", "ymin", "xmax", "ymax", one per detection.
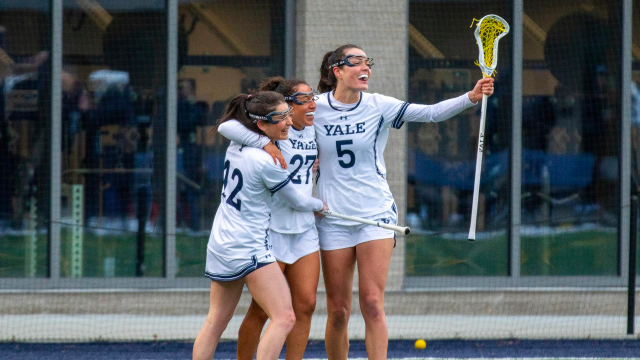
[
  {"xmin": 317, "ymin": 204, "xmax": 398, "ymax": 251},
  {"xmin": 205, "ymin": 249, "xmax": 275, "ymax": 282},
  {"xmin": 270, "ymin": 226, "xmax": 319, "ymax": 264}
]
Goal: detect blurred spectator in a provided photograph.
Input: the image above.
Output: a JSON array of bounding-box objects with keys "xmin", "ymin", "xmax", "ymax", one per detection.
[
  {"xmin": 84, "ymin": 70, "xmax": 136, "ymax": 221},
  {"xmin": 61, "ymin": 71, "xmax": 90, "ymax": 155},
  {"xmin": 0, "ymin": 22, "xmax": 49, "ymax": 229},
  {"xmin": 177, "ymin": 78, "xmax": 207, "ymax": 231}
]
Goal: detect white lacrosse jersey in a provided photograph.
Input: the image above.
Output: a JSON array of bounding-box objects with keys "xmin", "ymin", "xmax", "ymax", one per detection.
[
  {"xmin": 314, "ymin": 91, "xmax": 475, "ymax": 220},
  {"xmin": 271, "ymin": 125, "xmax": 318, "ymax": 233},
  {"xmin": 207, "ymin": 142, "xmax": 295, "ymax": 260}
]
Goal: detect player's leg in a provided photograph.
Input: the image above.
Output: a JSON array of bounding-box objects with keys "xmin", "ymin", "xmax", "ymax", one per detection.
[
  {"xmin": 282, "ymin": 251, "xmax": 320, "ymax": 360},
  {"xmin": 245, "ymin": 262, "xmax": 296, "ymax": 360},
  {"xmin": 237, "ymin": 261, "xmax": 286, "ymax": 360},
  {"xmin": 356, "ymin": 238, "xmax": 394, "ymax": 360},
  {"xmin": 192, "ymin": 279, "xmax": 244, "ymax": 360},
  {"xmin": 321, "ymin": 247, "xmax": 356, "ymax": 360}
]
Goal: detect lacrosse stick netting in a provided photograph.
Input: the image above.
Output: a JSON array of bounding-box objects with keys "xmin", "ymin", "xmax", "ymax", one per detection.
[{"xmin": 468, "ymin": 15, "xmax": 509, "ymax": 241}]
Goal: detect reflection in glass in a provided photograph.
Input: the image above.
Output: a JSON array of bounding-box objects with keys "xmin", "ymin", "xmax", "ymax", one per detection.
[
  {"xmin": 521, "ymin": 0, "xmax": 621, "ymax": 275},
  {"xmin": 407, "ymin": 1, "xmax": 512, "ymax": 276},
  {"xmin": 175, "ymin": 0, "xmax": 285, "ymax": 277},
  {"xmin": 60, "ymin": 0, "xmax": 166, "ymax": 277},
  {"xmin": 0, "ymin": 3, "xmax": 51, "ymax": 278}
]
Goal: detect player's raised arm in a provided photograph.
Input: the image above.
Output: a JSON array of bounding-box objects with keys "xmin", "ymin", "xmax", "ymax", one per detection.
[{"xmin": 378, "ymin": 78, "xmax": 493, "ymax": 130}]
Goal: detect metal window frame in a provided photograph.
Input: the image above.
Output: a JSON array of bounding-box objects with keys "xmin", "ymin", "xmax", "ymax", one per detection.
[
  {"xmin": 510, "ymin": 0, "xmax": 523, "ymax": 279},
  {"xmin": 49, "ymin": 0, "xmax": 62, "ymax": 280},
  {"xmin": 165, "ymin": 0, "xmax": 178, "ymax": 279},
  {"xmin": 620, "ymin": 0, "xmax": 633, "ymax": 279},
  {"xmin": 284, "ymin": 0, "xmax": 296, "ymax": 78}
]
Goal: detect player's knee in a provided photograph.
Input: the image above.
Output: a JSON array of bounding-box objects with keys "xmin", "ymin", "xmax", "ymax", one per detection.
[
  {"xmin": 206, "ymin": 310, "xmax": 231, "ymax": 329},
  {"xmin": 283, "ymin": 309, "xmax": 297, "ymax": 332},
  {"xmin": 327, "ymin": 304, "xmax": 350, "ymax": 328},
  {"xmin": 273, "ymin": 308, "xmax": 297, "ymax": 333},
  {"xmin": 294, "ymin": 295, "xmax": 317, "ymax": 320},
  {"xmin": 359, "ymin": 294, "xmax": 384, "ymax": 322}
]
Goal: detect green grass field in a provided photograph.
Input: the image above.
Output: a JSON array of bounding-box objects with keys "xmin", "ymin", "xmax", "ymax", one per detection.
[
  {"xmin": 405, "ymin": 229, "xmax": 620, "ymax": 276},
  {"xmin": 1, "ymin": 227, "xmax": 637, "ymax": 278},
  {"xmin": 0, "ymin": 228, "xmax": 209, "ymax": 277}
]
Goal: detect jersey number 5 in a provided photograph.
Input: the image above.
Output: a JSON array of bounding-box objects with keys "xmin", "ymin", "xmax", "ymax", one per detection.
[
  {"xmin": 336, "ymin": 140, "xmax": 355, "ymax": 168},
  {"xmin": 222, "ymin": 160, "xmax": 243, "ymax": 211}
]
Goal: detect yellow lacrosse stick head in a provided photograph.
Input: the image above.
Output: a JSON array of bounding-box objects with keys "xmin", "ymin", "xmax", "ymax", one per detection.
[{"xmin": 472, "ymin": 14, "xmax": 510, "ymax": 77}]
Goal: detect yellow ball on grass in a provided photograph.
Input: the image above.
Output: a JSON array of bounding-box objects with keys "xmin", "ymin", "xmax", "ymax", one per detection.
[{"xmin": 414, "ymin": 339, "xmax": 426, "ymax": 349}]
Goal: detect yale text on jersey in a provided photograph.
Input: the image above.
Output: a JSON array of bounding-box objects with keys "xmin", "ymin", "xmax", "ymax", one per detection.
[
  {"xmin": 323, "ymin": 122, "xmax": 365, "ymax": 136},
  {"xmin": 288, "ymin": 138, "xmax": 317, "ymax": 150}
]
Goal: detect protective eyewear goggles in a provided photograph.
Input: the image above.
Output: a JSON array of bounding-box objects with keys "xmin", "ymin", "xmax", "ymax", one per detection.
[
  {"xmin": 329, "ymin": 55, "xmax": 374, "ymax": 69},
  {"xmin": 247, "ymin": 106, "xmax": 294, "ymax": 124},
  {"xmin": 284, "ymin": 90, "xmax": 319, "ymax": 105}
]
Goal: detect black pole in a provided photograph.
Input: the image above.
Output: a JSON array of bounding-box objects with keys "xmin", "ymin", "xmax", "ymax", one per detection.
[
  {"xmin": 136, "ymin": 188, "xmax": 148, "ymax": 277},
  {"xmin": 628, "ymin": 195, "xmax": 638, "ymax": 335}
]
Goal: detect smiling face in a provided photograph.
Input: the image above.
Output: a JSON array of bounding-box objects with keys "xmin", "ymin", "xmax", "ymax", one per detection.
[
  {"xmin": 333, "ymin": 48, "xmax": 371, "ymax": 92},
  {"xmin": 289, "ymin": 84, "xmax": 316, "ymax": 129},
  {"xmin": 256, "ymin": 102, "xmax": 293, "ymax": 141}
]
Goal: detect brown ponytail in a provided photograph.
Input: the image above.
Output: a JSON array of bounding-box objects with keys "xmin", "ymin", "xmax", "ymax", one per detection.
[
  {"xmin": 260, "ymin": 76, "xmax": 308, "ymax": 98},
  {"xmin": 317, "ymin": 44, "xmax": 363, "ymax": 93},
  {"xmin": 217, "ymin": 91, "xmax": 285, "ymax": 136}
]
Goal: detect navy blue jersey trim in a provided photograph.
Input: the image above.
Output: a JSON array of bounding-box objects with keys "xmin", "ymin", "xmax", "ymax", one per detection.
[
  {"xmin": 269, "ymin": 176, "xmax": 291, "ymax": 194},
  {"xmin": 373, "ymin": 116, "xmax": 385, "ymax": 178},
  {"xmin": 392, "ymin": 102, "xmax": 409, "ymax": 129},
  {"xmin": 327, "ymin": 91, "xmax": 362, "ymax": 112},
  {"xmin": 205, "ymin": 256, "xmax": 258, "ymax": 281}
]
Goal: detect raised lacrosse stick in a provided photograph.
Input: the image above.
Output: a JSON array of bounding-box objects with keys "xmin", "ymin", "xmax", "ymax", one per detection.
[{"xmin": 468, "ymin": 15, "xmax": 510, "ymax": 241}]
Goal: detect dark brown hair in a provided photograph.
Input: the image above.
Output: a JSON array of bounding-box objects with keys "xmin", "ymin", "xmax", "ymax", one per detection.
[
  {"xmin": 217, "ymin": 91, "xmax": 285, "ymax": 136},
  {"xmin": 317, "ymin": 44, "xmax": 363, "ymax": 93},
  {"xmin": 259, "ymin": 76, "xmax": 308, "ymax": 98}
]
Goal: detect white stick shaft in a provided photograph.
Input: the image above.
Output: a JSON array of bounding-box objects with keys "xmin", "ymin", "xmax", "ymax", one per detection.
[
  {"xmin": 319, "ymin": 210, "xmax": 411, "ymax": 235},
  {"xmin": 468, "ymin": 93, "xmax": 488, "ymax": 241}
]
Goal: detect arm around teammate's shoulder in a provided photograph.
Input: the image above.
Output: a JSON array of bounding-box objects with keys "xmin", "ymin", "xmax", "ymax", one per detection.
[
  {"xmin": 277, "ymin": 184, "xmax": 327, "ymax": 213},
  {"xmin": 260, "ymin": 159, "xmax": 325, "ymax": 212},
  {"xmin": 218, "ymin": 119, "xmax": 287, "ymax": 169},
  {"xmin": 218, "ymin": 119, "xmax": 270, "ymax": 147}
]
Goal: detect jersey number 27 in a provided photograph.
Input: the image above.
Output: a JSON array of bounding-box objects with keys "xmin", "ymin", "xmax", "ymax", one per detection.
[{"xmin": 290, "ymin": 155, "xmax": 317, "ymax": 184}]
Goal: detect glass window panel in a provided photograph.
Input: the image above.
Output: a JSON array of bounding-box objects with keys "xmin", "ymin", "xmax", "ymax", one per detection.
[
  {"xmin": 521, "ymin": 0, "xmax": 622, "ymax": 275},
  {"xmin": 60, "ymin": 0, "xmax": 166, "ymax": 277},
  {"xmin": 0, "ymin": 1, "xmax": 51, "ymax": 278},
  {"xmin": 175, "ymin": 0, "xmax": 285, "ymax": 277},
  {"xmin": 633, "ymin": 0, "xmax": 640, "ymax": 274},
  {"xmin": 407, "ymin": 1, "xmax": 512, "ymax": 276}
]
